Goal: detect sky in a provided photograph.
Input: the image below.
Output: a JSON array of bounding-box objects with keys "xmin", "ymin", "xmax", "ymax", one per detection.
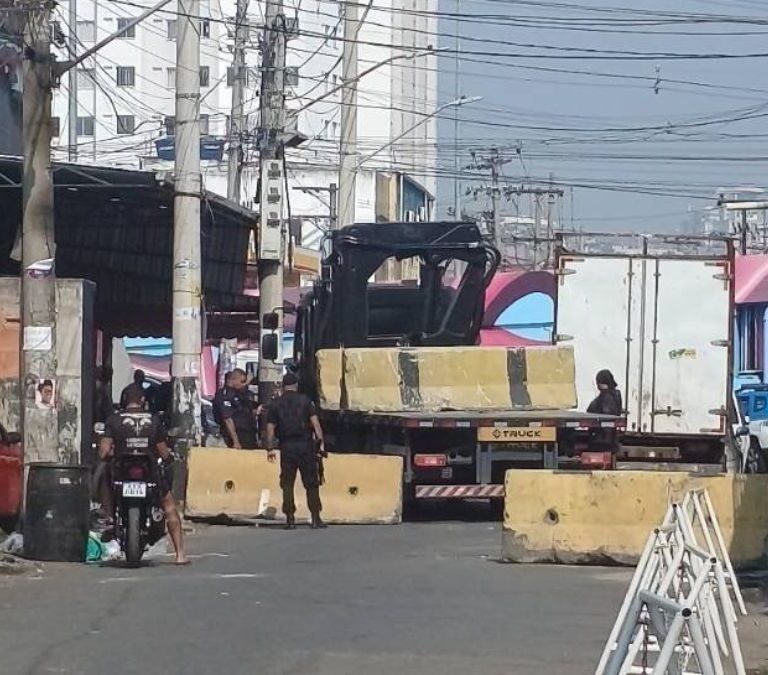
[{"xmin": 433, "ymin": 0, "xmax": 768, "ymax": 232}]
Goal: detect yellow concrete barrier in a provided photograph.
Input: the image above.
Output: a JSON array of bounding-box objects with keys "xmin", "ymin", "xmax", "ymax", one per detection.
[
  {"xmin": 342, "ymin": 348, "xmax": 403, "ymax": 411},
  {"xmin": 317, "ymin": 345, "xmax": 577, "ymax": 412},
  {"xmin": 416, "ymin": 347, "xmax": 511, "ymax": 410},
  {"xmin": 316, "ymin": 349, "xmax": 343, "ymax": 410},
  {"xmin": 185, "ymin": 448, "xmax": 403, "ymax": 524},
  {"xmin": 502, "ymin": 470, "xmax": 768, "ymax": 568}
]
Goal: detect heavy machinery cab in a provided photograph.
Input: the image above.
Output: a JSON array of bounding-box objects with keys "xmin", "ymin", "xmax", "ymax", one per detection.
[{"xmin": 292, "ymin": 221, "xmax": 500, "ymax": 398}]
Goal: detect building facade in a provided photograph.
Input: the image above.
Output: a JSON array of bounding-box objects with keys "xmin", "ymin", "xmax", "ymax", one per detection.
[{"xmin": 51, "ymin": 0, "xmax": 438, "ymax": 233}]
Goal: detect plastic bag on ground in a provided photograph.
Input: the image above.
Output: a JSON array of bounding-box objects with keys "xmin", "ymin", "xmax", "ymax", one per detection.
[
  {"xmin": 102, "ymin": 540, "xmax": 121, "ymax": 561},
  {"xmin": 86, "ymin": 532, "xmax": 104, "ymax": 563},
  {"xmin": 0, "ymin": 532, "xmax": 23, "ymax": 555}
]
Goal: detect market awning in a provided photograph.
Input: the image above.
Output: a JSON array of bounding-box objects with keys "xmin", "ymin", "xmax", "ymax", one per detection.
[{"xmin": 0, "ymin": 156, "xmax": 258, "ymax": 337}]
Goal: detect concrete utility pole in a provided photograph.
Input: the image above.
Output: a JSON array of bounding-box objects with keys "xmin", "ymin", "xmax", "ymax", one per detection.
[
  {"xmin": 21, "ymin": 0, "xmax": 59, "ymax": 464},
  {"xmin": 257, "ymin": 0, "xmax": 288, "ymax": 404},
  {"xmin": 227, "ymin": 0, "xmax": 248, "ymax": 203},
  {"xmin": 171, "ymin": 0, "xmax": 202, "ymax": 443},
  {"xmin": 337, "ymin": 0, "xmax": 358, "ymax": 228},
  {"xmin": 67, "ymin": 0, "xmax": 77, "ymax": 162},
  {"xmin": 466, "ymin": 148, "xmax": 509, "ymax": 256}
]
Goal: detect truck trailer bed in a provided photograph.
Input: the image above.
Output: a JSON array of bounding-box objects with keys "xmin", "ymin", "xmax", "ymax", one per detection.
[{"xmin": 324, "ymin": 408, "xmax": 624, "ymax": 429}]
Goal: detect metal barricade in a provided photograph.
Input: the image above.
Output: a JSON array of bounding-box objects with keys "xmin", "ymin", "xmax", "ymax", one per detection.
[{"xmin": 596, "ymin": 488, "xmax": 747, "ymax": 675}]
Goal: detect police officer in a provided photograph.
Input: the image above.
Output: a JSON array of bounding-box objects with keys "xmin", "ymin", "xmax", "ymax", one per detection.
[
  {"xmin": 99, "ymin": 384, "xmax": 188, "ymax": 565},
  {"xmin": 213, "ymin": 368, "xmax": 259, "ymax": 449},
  {"xmin": 266, "ymin": 372, "xmax": 326, "ymax": 530}
]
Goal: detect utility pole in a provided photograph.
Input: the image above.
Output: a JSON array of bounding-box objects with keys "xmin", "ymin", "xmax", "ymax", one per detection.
[
  {"xmin": 293, "ymin": 183, "xmax": 337, "ymax": 229},
  {"xmin": 257, "ymin": 0, "xmax": 288, "ymax": 404},
  {"xmin": 17, "ymin": 0, "xmax": 176, "ymax": 471},
  {"xmin": 171, "ymin": 0, "xmax": 202, "ymax": 443},
  {"xmin": 227, "ymin": 0, "xmax": 248, "ymax": 203},
  {"xmin": 21, "ymin": 0, "xmax": 59, "ymax": 464},
  {"xmin": 337, "ymin": 0, "xmax": 358, "ymax": 228},
  {"xmin": 329, "ymin": 182, "xmax": 337, "ymax": 229},
  {"xmin": 466, "ymin": 148, "xmax": 509, "ymax": 258},
  {"xmin": 67, "ymin": 0, "xmax": 77, "ymax": 162}
]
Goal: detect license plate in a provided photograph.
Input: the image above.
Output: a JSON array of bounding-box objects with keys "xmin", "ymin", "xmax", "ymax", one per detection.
[
  {"xmin": 441, "ymin": 467, "xmax": 453, "ymax": 480},
  {"xmin": 122, "ymin": 482, "xmax": 147, "ymax": 498}
]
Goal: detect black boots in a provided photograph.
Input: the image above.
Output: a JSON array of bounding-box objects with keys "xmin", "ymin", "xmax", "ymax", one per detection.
[{"xmin": 284, "ymin": 515, "xmax": 296, "ymax": 530}]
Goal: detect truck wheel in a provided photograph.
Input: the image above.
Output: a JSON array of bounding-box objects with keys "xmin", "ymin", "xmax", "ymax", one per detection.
[
  {"xmin": 746, "ymin": 439, "xmax": 768, "ymax": 474},
  {"xmin": 125, "ymin": 506, "xmax": 143, "ymax": 567}
]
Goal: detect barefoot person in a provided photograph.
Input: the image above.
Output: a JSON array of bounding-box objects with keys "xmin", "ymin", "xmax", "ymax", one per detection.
[{"xmin": 100, "ymin": 385, "xmax": 189, "ymax": 564}]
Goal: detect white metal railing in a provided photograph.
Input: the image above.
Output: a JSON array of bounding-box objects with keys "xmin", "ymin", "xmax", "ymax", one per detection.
[{"xmin": 595, "ymin": 488, "xmax": 747, "ymax": 675}]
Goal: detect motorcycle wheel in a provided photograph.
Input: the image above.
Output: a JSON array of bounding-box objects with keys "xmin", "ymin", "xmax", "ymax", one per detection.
[{"xmin": 125, "ymin": 506, "xmax": 143, "ymax": 566}]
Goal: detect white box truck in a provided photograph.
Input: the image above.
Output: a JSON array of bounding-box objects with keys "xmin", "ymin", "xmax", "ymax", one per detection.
[{"xmin": 554, "ymin": 240, "xmax": 734, "ymax": 463}]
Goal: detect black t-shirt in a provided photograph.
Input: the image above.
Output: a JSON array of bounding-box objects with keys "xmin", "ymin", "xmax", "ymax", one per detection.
[
  {"xmin": 104, "ymin": 410, "xmax": 167, "ymax": 459},
  {"xmin": 213, "ymin": 386, "xmax": 258, "ymax": 434},
  {"xmin": 587, "ymin": 389, "xmax": 623, "ymax": 416},
  {"xmin": 266, "ymin": 391, "xmax": 316, "ymax": 444}
]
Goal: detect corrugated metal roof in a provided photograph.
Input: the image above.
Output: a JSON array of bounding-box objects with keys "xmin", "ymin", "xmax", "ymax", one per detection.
[{"xmin": 0, "ymin": 156, "xmax": 258, "ymax": 337}]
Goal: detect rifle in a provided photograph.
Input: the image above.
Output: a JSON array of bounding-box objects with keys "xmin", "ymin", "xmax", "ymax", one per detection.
[{"xmin": 315, "ymin": 438, "xmax": 327, "ymax": 485}]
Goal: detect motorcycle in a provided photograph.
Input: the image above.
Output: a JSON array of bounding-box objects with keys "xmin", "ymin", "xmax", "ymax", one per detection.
[{"xmin": 111, "ymin": 451, "xmax": 167, "ymax": 566}]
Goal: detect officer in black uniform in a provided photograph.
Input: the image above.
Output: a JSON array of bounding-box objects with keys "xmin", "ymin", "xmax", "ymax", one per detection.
[
  {"xmin": 100, "ymin": 384, "xmax": 188, "ymax": 565},
  {"xmin": 266, "ymin": 372, "xmax": 326, "ymax": 530},
  {"xmin": 213, "ymin": 368, "xmax": 259, "ymax": 449}
]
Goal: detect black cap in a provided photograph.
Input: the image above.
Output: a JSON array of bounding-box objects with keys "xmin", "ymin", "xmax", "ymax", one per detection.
[{"xmin": 282, "ymin": 372, "xmax": 298, "ymax": 387}]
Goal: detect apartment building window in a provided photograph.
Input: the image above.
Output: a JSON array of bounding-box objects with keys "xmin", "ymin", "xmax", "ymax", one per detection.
[
  {"xmin": 200, "ymin": 114, "xmax": 210, "ymax": 136},
  {"xmin": 51, "ymin": 116, "xmax": 61, "ymax": 138},
  {"xmin": 285, "ymin": 66, "xmax": 299, "ymax": 88},
  {"xmin": 166, "ymin": 67, "xmax": 176, "ymax": 88},
  {"xmin": 167, "ymin": 19, "xmax": 177, "ymax": 40},
  {"xmin": 77, "ymin": 68, "xmax": 95, "ymax": 90},
  {"xmin": 76, "ymin": 20, "xmax": 95, "ymax": 42},
  {"xmin": 226, "ymin": 66, "xmax": 235, "ymax": 87},
  {"xmin": 199, "ymin": 65, "xmax": 210, "ymax": 87},
  {"xmin": 77, "ymin": 116, "xmax": 94, "ymax": 136},
  {"xmin": 324, "ymin": 24, "xmax": 338, "ymax": 46},
  {"xmin": 200, "ymin": 19, "xmax": 211, "ymax": 38},
  {"xmin": 164, "ymin": 116, "xmax": 175, "ymax": 136},
  {"xmin": 116, "ymin": 18, "xmax": 136, "ymax": 38},
  {"xmin": 117, "ymin": 115, "xmax": 135, "ymax": 135},
  {"xmin": 331, "ymin": 121, "xmax": 338, "ymax": 137},
  {"xmin": 116, "ymin": 66, "xmax": 135, "ymax": 87}
]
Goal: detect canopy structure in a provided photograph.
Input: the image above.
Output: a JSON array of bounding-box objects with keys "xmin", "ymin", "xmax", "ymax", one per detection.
[{"xmin": 0, "ymin": 156, "xmax": 258, "ymax": 337}]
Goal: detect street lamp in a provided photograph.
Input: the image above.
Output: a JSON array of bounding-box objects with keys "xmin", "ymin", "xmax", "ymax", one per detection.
[{"xmin": 356, "ymin": 96, "xmax": 483, "ymax": 169}]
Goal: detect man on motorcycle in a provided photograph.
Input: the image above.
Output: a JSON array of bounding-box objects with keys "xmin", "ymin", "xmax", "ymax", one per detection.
[{"xmin": 99, "ymin": 385, "xmax": 188, "ymax": 565}]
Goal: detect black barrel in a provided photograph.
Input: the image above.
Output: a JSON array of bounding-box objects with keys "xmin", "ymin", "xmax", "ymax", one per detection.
[{"xmin": 24, "ymin": 463, "xmax": 91, "ymax": 562}]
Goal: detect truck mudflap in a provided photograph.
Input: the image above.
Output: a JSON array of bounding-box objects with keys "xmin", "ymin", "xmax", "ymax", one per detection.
[{"xmin": 415, "ymin": 484, "xmax": 505, "ymax": 499}]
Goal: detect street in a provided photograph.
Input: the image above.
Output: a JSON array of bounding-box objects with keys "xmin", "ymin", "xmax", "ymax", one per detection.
[{"xmin": 0, "ymin": 519, "xmax": 631, "ymax": 675}]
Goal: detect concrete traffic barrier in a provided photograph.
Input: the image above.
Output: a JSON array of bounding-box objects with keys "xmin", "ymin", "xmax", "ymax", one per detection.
[
  {"xmin": 317, "ymin": 345, "xmax": 577, "ymax": 412},
  {"xmin": 502, "ymin": 469, "xmax": 768, "ymax": 568},
  {"xmin": 185, "ymin": 448, "xmax": 403, "ymax": 524}
]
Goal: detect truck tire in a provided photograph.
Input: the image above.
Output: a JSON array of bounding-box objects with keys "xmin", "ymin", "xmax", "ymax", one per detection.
[
  {"xmin": 125, "ymin": 506, "xmax": 143, "ymax": 567},
  {"xmin": 746, "ymin": 439, "xmax": 768, "ymax": 474}
]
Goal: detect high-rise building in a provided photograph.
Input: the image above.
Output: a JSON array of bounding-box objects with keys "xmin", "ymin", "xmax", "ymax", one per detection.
[{"xmin": 51, "ymin": 0, "xmax": 438, "ymax": 235}]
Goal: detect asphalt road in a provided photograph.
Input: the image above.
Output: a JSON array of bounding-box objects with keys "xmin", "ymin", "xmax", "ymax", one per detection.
[{"xmin": 0, "ymin": 519, "xmax": 632, "ymax": 675}]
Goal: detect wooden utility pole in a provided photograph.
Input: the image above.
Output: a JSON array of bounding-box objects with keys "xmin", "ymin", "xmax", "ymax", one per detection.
[
  {"xmin": 226, "ymin": 0, "xmax": 248, "ymax": 203},
  {"xmin": 257, "ymin": 0, "xmax": 287, "ymax": 405},
  {"xmin": 171, "ymin": 0, "xmax": 202, "ymax": 443},
  {"xmin": 337, "ymin": 0, "xmax": 358, "ymax": 228},
  {"xmin": 21, "ymin": 0, "xmax": 59, "ymax": 464}
]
